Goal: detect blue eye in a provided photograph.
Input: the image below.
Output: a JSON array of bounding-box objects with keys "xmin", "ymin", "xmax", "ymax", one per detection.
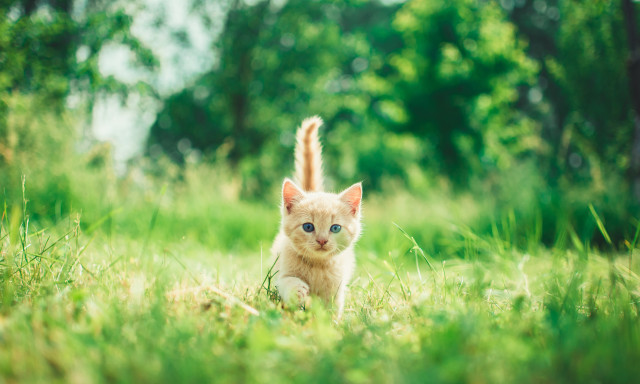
[
  {"xmin": 302, "ymin": 223, "xmax": 315, "ymax": 232},
  {"xmin": 330, "ymin": 224, "xmax": 341, "ymax": 233}
]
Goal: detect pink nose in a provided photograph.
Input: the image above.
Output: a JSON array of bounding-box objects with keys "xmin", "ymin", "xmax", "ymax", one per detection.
[{"xmin": 316, "ymin": 238, "xmax": 328, "ymax": 246}]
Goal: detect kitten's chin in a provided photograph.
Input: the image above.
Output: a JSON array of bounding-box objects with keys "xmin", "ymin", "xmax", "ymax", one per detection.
[
  {"xmin": 315, "ymin": 247, "xmax": 332, "ymax": 254},
  {"xmin": 299, "ymin": 246, "xmax": 339, "ymax": 260}
]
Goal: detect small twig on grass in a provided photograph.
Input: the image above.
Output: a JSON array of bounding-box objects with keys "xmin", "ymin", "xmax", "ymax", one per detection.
[
  {"xmin": 166, "ymin": 249, "xmax": 260, "ymax": 316},
  {"xmin": 168, "ymin": 284, "xmax": 260, "ymax": 316}
]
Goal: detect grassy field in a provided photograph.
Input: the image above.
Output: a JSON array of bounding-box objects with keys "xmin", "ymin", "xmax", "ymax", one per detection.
[{"xmin": 1, "ymin": 178, "xmax": 640, "ymax": 383}]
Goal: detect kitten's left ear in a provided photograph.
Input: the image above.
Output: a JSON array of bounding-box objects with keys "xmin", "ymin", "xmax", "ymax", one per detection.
[{"xmin": 339, "ymin": 182, "xmax": 362, "ymax": 216}]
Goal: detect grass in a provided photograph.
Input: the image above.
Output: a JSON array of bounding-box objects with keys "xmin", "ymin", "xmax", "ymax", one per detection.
[{"xmin": 1, "ymin": 180, "xmax": 640, "ymax": 383}]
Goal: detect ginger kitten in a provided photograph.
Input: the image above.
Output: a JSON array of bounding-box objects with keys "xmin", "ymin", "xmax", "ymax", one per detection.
[{"xmin": 271, "ymin": 116, "xmax": 362, "ymax": 317}]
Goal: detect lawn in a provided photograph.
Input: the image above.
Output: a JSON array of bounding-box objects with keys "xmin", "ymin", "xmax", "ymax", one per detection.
[{"xmin": 1, "ymin": 185, "xmax": 639, "ymax": 383}]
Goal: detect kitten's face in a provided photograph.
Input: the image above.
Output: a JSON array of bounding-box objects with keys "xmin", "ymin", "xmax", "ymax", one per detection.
[{"xmin": 281, "ymin": 180, "xmax": 362, "ymax": 260}]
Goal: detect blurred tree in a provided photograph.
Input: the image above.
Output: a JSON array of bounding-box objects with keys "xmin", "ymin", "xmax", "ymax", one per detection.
[
  {"xmin": 0, "ymin": 0, "xmax": 156, "ymax": 217},
  {"xmin": 622, "ymin": 0, "xmax": 640, "ymax": 200},
  {"xmin": 148, "ymin": 0, "xmax": 542, "ymax": 192},
  {"xmin": 510, "ymin": 1, "xmax": 635, "ymax": 185},
  {"xmin": 547, "ymin": 1, "xmax": 630, "ymax": 181},
  {"xmin": 148, "ymin": 0, "xmax": 415, "ymax": 193},
  {"xmin": 387, "ymin": 0, "xmax": 540, "ymax": 184},
  {"xmin": 0, "ymin": 0, "xmax": 156, "ymax": 108},
  {"xmin": 146, "ymin": 0, "xmax": 638, "ymax": 243},
  {"xmin": 507, "ymin": 0, "xmax": 565, "ymax": 179},
  {"xmin": 507, "ymin": 0, "xmax": 638, "ymax": 244}
]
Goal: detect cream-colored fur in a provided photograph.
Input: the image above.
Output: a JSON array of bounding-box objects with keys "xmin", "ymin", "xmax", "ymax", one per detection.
[{"xmin": 272, "ymin": 116, "xmax": 362, "ymax": 318}]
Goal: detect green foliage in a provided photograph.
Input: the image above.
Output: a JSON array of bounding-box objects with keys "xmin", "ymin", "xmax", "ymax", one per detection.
[
  {"xmin": 0, "ymin": 93, "xmax": 76, "ymax": 219},
  {"xmin": 0, "ymin": 0, "xmax": 156, "ymax": 104},
  {"xmin": 149, "ymin": 0, "xmax": 540, "ymax": 190},
  {"xmin": 389, "ymin": 0, "xmax": 539, "ymax": 180},
  {"xmin": 548, "ymin": 0, "xmax": 631, "ymax": 174},
  {"xmin": 508, "ymin": 0, "xmax": 633, "ymax": 179},
  {"xmin": 149, "ymin": 0, "xmax": 404, "ymax": 193},
  {"xmin": 141, "ymin": 0, "xmax": 640, "ymax": 244},
  {"xmin": 0, "ymin": 0, "xmax": 157, "ymax": 222}
]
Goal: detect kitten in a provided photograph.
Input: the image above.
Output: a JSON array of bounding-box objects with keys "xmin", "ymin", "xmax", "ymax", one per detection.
[{"xmin": 271, "ymin": 116, "xmax": 362, "ymax": 318}]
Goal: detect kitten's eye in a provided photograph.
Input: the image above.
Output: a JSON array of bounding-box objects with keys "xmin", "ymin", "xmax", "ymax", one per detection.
[
  {"xmin": 302, "ymin": 223, "xmax": 315, "ymax": 232},
  {"xmin": 330, "ymin": 224, "xmax": 341, "ymax": 233}
]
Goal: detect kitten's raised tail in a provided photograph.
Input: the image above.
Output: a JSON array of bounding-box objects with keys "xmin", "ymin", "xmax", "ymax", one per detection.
[{"xmin": 294, "ymin": 116, "xmax": 324, "ymax": 192}]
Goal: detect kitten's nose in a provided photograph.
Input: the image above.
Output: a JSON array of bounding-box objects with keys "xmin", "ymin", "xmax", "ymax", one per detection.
[{"xmin": 316, "ymin": 238, "xmax": 328, "ymax": 246}]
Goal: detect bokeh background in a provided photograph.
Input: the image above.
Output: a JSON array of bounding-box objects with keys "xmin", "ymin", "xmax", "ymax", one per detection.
[{"xmin": 1, "ymin": 0, "xmax": 639, "ymax": 252}]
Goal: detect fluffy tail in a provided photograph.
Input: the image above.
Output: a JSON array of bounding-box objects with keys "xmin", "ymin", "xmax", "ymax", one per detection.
[{"xmin": 294, "ymin": 116, "xmax": 324, "ymax": 192}]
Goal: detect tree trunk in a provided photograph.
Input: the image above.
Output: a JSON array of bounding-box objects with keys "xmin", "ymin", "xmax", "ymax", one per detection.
[{"xmin": 622, "ymin": 0, "xmax": 640, "ymax": 201}]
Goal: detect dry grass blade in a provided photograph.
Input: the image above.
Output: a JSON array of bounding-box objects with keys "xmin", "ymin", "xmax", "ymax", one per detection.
[{"xmin": 168, "ymin": 284, "xmax": 260, "ymax": 316}]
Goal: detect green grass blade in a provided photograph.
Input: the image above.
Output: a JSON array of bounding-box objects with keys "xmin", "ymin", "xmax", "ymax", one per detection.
[{"xmin": 589, "ymin": 204, "xmax": 612, "ymax": 246}]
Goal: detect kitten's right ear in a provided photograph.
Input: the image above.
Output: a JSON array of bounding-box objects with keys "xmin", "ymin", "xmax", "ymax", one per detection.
[{"xmin": 282, "ymin": 178, "xmax": 304, "ymax": 214}]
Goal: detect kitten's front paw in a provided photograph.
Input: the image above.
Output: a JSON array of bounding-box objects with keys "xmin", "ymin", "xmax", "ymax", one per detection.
[
  {"xmin": 277, "ymin": 277, "xmax": 309, "ymax": 309},
  {"xmin": 294, "ymin": 283, "xmax": 309, "ymax": 305}
]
